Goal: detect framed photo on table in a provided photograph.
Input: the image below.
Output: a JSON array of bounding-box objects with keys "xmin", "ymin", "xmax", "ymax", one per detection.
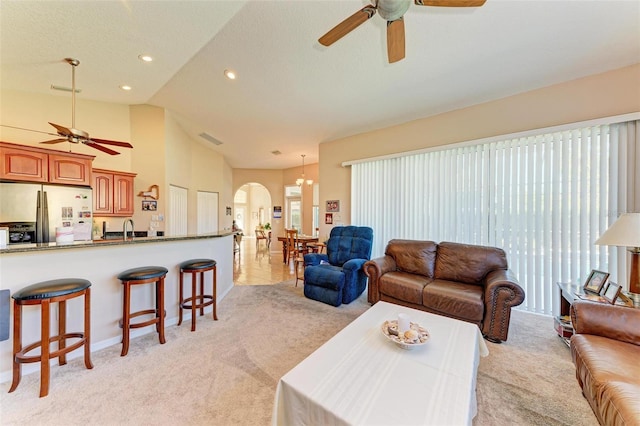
[
  {"xmin": 583, "ymin": 269, "xmax": 609, "ymax": 294},
  {"xmin": 602, "ymin": 282, "xmax": 621, "ymax": 304}
]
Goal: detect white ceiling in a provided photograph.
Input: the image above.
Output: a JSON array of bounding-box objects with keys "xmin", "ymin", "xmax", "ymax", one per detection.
[{"xmin": 1, "ymin": 0, "xmax": 639, "ymax": 169}]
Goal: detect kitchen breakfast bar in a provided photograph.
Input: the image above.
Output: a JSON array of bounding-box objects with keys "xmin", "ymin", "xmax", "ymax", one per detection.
[{"xmin": 0, "ymin": 232, "xmax": 234, "ymax": 383}]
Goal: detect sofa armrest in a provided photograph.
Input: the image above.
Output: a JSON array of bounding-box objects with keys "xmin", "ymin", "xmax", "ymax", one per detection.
[
  {"xmin": 343, "ymin": 258, "xmax": 367, "ymax": 272},
  {"xmin": 481, "ymin": 269, "xmax": 525, "ymax": 342},
  {"xmin": 364, "ymin": 256, "xmax": 397, "ymax": 304},
  {"xmin": 484, "ymin": 269, "xmax": 524, "ymax": 306},
  {"xmin": 570, "ymin": 300, "xmax": 640, "ymax": 346}
]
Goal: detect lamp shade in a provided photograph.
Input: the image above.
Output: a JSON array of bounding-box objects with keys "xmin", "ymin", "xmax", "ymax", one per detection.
[{"xmin": 594, "ymin": 213, "xmax": 640, "ymax": 248}]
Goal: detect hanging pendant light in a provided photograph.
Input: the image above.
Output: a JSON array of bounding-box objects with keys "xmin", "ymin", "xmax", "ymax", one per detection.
[{"xmin": 296, "ymin": 154, "xmax": 313, "ymax": 186}]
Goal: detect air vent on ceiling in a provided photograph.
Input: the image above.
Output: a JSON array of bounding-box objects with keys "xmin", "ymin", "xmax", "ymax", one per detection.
[
  {"xmin": 271, "ymin": 150, "xmax": 282, "ymax": 155},
  {"xmin": 199, "ymin": 132, "xmax": 223, "ymax": 146}
]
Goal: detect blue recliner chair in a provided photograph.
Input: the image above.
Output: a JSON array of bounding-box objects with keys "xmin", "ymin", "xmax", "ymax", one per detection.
[{"xmin": 303, "ymin": 226, "xmax": 373, "ymax": 307}]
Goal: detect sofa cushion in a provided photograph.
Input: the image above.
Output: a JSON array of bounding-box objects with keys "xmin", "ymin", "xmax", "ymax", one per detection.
[
  {"xmin": 422, "ymin": 279, "xmax": 484, "ymax": 322},
  {"xmin": 385, "ymin": 239, "xmax": 437, "ymax": 278},
  {"xmin": 571, "ymin": 334, "xmax": 640, "ymax": 424},
  {"xmin": 434, "ymin": 242, "xmax": 508, "ymax": 285},
  {"xmin": 379, "ymin": 271, "xmax": 430, "ymax": 305}
]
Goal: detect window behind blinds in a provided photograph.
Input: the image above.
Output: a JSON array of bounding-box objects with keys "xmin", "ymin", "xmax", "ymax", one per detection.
[{"xmin": 352, "ymin": 122, "xmax": 632, "ymax": 315}]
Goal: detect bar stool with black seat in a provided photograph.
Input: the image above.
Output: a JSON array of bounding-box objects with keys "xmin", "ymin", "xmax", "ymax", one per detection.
[
  {"xmin": 9, "ymin": 278, "xmax": 93, "ymax": 398},
  {"xmin": 178, "ymin": 259, "xmax": 217, "ymax": 332},
  {"xmin": 117, "ymin": 266, "xmax": 168, "ymax": 356}
]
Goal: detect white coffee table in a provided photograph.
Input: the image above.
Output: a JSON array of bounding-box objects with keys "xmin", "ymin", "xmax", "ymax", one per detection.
[{"xmin": 272, "ymin": 301, "xmax": 489, "ymax": 426}]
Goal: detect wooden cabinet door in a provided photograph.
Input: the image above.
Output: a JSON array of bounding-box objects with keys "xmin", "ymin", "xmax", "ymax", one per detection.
[
  {"xmin": 92, "ymin": 169, "xmax": 136, "ymax": 217},
  {"xmin": 93, "ymin": 171, "xmax": 113, "ymax": 215},
  {"xmin": 0, "ymin": 146, "xmax": 49, "ymax": 182},
  {"xmin": 48, "ymin": 154, "xmax": 92, "ymax": 186},
  {"xmin": 113, "ymin": 173, "xmax": 135, "ymax": 216}
]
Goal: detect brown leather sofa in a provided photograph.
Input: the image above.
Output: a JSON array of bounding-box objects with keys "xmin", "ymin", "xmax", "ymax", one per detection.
[
  {"xmin": 364, "ymin": 240, "xmax": 524, "ymax": 342},
  {"xmin": 570, "ymin": 300, "xmax": 640, "ymax": 425}
]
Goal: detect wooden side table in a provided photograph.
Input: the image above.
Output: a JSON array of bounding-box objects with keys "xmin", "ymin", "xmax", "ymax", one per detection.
[{"xmin": 555, "ymin": 282, "xmax": 582, "ymax": 346}]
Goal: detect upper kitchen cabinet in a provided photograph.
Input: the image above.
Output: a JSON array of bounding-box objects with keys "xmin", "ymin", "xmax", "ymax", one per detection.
[
  {"xmin": 93, "ymin": 168, "xmax": 137, "ymax": 217},
  {"xmin": 48, "ymin": 153, "xmax": 93, "ymax": 186},
  {"xmin": 0, "ymin": 141, "xmax": 94, "ymax": 186}
]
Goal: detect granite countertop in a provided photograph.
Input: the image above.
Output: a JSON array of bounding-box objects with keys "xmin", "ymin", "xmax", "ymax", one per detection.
[{"xmin": 0, "ymin": 231, "xmax": 234, "ymax": 254}]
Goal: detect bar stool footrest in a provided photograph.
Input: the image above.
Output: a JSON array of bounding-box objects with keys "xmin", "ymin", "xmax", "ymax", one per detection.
[
  {"xmin": 15, "ymin": 332, "xmax": 86, "ymax": 364},
  {"xmin": 119, "ymin": 309, "xmax": 167, "ymax": 329},
  {"xmin": 180, "ymin": 295, "xmax": 214, "ymax": 311}
]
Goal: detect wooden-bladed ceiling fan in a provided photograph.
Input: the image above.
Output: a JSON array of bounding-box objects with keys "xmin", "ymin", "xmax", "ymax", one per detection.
[
  {"xmin": 1, "ymin": 58, "xmax": 133, "ymax": 155},
  {"xmin": 319, "ymin": 0, "xmax": 487, "ymax": 63}
]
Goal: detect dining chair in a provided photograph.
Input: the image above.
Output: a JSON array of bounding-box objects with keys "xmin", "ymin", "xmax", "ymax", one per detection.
[
  {"xmin": 285, "ymin": 228, "xmax": 300, "ymax": 265},
  {"xmin": 256, "ymin": 228, "xmax": 269, "ymax": 249}
]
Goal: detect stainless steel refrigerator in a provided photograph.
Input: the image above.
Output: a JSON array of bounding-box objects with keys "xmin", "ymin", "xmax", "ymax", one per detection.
[{"xmin": 0, "ymin": 182, "xmax": 93, "ymax": 243}]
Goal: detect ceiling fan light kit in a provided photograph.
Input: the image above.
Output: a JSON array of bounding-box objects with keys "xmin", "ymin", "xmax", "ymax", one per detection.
[
  {"xmin": 319, "ymin": 0, "xmax": 486, "ymax": 63},
  {"xmin": 1, "ymin": 58, "xmax": 133, "ymax": 155}
]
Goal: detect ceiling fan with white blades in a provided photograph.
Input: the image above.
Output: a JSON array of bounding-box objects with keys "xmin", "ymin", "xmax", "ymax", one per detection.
[
  {"xmin": 318, "ymin": 0, "xmax": 487, "ymax": 63},
  {"xmin": 1, "ymin": 58, "xmax": 133, "ymax": 155}
]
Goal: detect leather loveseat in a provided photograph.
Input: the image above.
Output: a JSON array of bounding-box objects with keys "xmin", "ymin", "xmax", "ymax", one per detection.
[
  {"xmin": 364, "ymin": 239, "xmax": 524, "ymax": 342},
  {"xmin": 570, "ymin": 300, "xmax": 640, "ymax": 425}
]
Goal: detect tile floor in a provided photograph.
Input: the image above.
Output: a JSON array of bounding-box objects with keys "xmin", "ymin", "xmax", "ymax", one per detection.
[{"xmin": 233, "ymin": 235, "xmax": 302, "ymax": 285}]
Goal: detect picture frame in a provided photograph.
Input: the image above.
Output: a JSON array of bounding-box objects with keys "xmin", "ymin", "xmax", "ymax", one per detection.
[
  {"xmin": 583, "ymin": 269, "xmax": 609, "ymax": 294},
  {"xmin": 602, "ymin": 282, "xmax": 621, "ymax": 304},
  {"xmin": 325, "ymin": 213, "xmax": 333, "ymax": 224},
  {"xmin": 142, "ymin": 200, "xmax": 157, "ymax": 211},
  {"xmin": 326, "ymin": 200, "xmax": 340, "ymax": 213}
]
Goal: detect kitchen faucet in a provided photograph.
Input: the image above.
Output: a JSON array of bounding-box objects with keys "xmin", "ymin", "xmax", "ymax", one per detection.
[{"xmin": 123, "ymin": 218, "xmax": 134, "ymax": 240}]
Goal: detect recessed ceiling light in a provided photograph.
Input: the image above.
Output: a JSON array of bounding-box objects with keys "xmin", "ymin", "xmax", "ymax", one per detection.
[
  {"xmin": 224, "ymin": 69, "xmax": 236, "ymax": 80},
  {"xmin": 120, "ymin": 85, "xmax": 132, "ymax": 91},
  {"xmin": 138, "ymin": 54, "xmax": 153, "ymax": 62}
]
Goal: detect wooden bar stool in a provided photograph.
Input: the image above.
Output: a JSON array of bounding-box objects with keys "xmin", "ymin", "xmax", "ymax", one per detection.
[
  {"xmin": 117, "ymin": 266, "xmax": 168, "ymax": 356},
  {"xmin": 9, "ymin": 278, "xmax": 93, "ymax": 398},
  {"xmin": 178, "ymin": 259, "xmax": 217, "ymax": 331}
]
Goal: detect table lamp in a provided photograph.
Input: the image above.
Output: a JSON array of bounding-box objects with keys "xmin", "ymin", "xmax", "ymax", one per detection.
[{"xmin": 595, "ymin": 213, "xmax": 640, "ymax": 303}]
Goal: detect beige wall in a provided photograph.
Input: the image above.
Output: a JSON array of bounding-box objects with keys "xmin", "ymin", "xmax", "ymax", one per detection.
[
  {"xmin": 319, "ymin": 64, "xmax": 640, "ymax": 237},
  {"xmin": 164, "ymin": 111, "xmax": 230, "ymax": 235},
  {"xmin": 130, "ymin": 105, "xmax": 166, "ymax": 233}
]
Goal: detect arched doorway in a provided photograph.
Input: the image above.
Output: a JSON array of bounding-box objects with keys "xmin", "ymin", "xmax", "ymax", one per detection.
[{"xmin": 233, "ymin": 183, "xmax": 272, "ymax": 237}]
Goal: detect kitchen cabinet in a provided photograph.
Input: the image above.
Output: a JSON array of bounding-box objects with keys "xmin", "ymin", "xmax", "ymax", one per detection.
[
  {"xmin": 92, "ymin": 168, "xmax": 137, "ymax": 216},
  {"xmin": 48, "ymin": 153, "xmax": 93, "ymax": 186},
  {"xmin": 0, "ymin": 141, "xmax": 94, "ymax": 186}
]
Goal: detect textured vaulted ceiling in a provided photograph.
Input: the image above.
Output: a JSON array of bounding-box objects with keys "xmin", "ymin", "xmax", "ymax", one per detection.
[{"xmin": 1, "ymin": 0, "xmax": 639, "ymax": 169}]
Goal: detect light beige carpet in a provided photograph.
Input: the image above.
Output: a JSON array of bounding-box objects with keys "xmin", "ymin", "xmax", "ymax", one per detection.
[{"xmin": 1, "ymin": 281, "xmax": 596, "ymax": 425}]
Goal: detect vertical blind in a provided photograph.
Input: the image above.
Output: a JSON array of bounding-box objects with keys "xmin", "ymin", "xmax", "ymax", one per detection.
[{"xmin": 352, "ymin": 122, "xmax": 632, "ymax": 315}]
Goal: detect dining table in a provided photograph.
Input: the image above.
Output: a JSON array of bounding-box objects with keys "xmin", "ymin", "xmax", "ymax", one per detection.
[{"xmin": 277, "ymin": 235, "xmax": 319, "ymax": 263}]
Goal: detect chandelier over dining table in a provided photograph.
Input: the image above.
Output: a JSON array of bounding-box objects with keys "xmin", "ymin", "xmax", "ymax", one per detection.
[{"xmin": 296, "ymin": 154, "xmax": 313, "ymax": 186}]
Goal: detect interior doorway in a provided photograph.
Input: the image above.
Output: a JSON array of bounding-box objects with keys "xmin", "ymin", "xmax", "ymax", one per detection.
[{"xmin": 233, "ymin": 183, "xmax": 272, "ymax": 237}]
